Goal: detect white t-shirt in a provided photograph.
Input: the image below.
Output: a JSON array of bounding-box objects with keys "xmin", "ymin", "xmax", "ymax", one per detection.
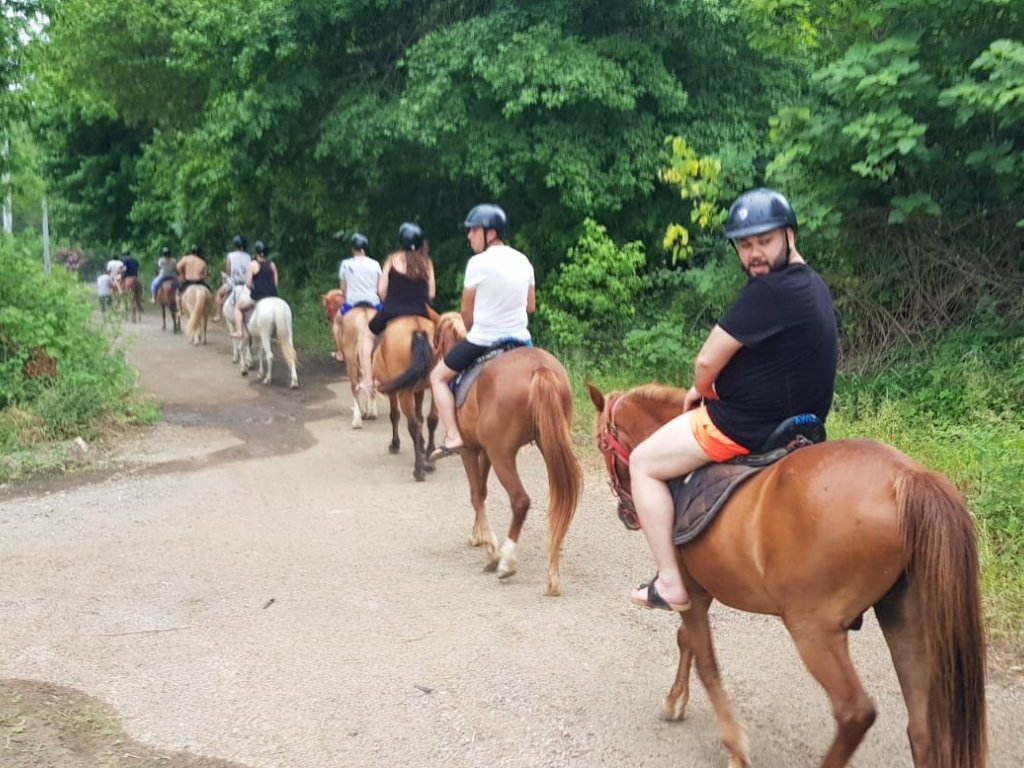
[
  {"xmin": 463, "ymin": 244, "xmax": 534, "ymax": 346},
  {"xmin": 339, "ymin": 256, "xmax": 383, "ymax": 306},
  {"xmin": 227, "ymin": 249, "xmax": 252, "ymax": 284},
  {"xmin": 96, "ymin": 274, "xmax": 113, "ymax": 296},
  {"xmin": 106, "ymin": 259, "xmax": 124, "ymax": 279}
]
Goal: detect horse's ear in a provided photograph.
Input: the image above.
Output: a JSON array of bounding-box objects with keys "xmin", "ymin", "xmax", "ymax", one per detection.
[{"xmin": 586, "ymin": 382, "xmax": 605, "ymax": 412}]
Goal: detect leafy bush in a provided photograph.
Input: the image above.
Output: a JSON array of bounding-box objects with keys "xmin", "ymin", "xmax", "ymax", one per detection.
[{"xmin": 0, "ymin": 233, "xmax": 154, "ymax": 455}]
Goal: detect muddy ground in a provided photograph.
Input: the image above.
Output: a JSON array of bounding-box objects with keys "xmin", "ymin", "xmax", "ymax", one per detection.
[{"xmin": 1, "ymin": 311, "xmax": 1021, "ymax": 767}]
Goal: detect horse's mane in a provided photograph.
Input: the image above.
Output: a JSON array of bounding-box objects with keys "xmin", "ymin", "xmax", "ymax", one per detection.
[
  {"xmin": 630, "ymin": 383, "xmax": 688, "ymax": 410},
  {"xmin": 435, "ymin": 311, "xmax": 466, "ymax": 356}
]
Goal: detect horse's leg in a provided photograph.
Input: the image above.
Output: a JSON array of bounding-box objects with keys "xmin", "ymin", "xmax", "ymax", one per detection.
[
  {"xmin": 460, "ymin": 448, "xmax": 500, "ymax": 569},
  {"xmin": 674, "ymin": 596, "xmax": 752, "ymax": 768},
  {"xmin": 425, "ymin": 392, "xmax": 439, "ymax": 465},
  {"xmin": 387, "ymin": 393, "xmax": 401, "ymax": 454},
  {"xmin": 408, "ymin": 391, "xmax": 427, "ymax": 481},
  {"xmin": 488, "ymin": 450, "xmax": 531, "ymax": 580},
  {"xmin": 874, "ymin": 578, "xmax": 934, "ymax": 767},
  {"xmin": 787, "ymin": 619, "xmax": 876, "ymax": 768},
  {"xmin": 261, "ymin": 333, "xmax": 273, "ymax": 384}
]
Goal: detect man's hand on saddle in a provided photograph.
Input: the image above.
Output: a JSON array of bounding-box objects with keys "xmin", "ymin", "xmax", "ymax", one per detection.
[{"xmin": 684, "ymin": 386, "xmax": 703, "ymax": 412}]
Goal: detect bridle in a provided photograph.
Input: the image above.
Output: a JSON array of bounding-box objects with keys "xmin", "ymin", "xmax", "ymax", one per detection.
[{"xmin": 596, "ymin": 393, "xmax": 641, "ymax": 530}]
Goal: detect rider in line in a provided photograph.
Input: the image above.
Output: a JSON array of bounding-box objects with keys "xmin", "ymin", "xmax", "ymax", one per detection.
[
  {"xmin": 105, "ymin": 253, "xmax": 125, "ymax": 287},
  {"xmin": 176, "ymin": 244, "xmax": 210, "ymax": 309},
  {"xmin": 214, "ymin": 235, "xmax": 251, "ymax": 322},
  {"xmin": 120, "ymin": 250, "xmax": 140, "ymax": 281},
  {"xmin": 96, "ymin": 271, "xmax": 113, "ymax": 313},
  {"xmin": 360, "ymin": 223, "xmax": 436, "ymax": 391},
  {"xmin": 336, "ymin": 233, "xmax": 382, "ymax": 361},
  {"xmin": 627, "ymin": 188, "xmax": 838, "ymax": 612},
  {"xmin": 428, "ymin": 204, "xmax": 535, "ymax": 460},
  {"xmin": 151, "ymin": 246, "xmax": 178, "ymax": 301},
  {"xmin": 231, "ymin": 240, "xmax": 278, "ymax": 337}
]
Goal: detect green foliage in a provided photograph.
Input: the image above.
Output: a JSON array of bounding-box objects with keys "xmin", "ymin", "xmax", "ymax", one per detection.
[
  {"xmin": 536, "ymin": 218, "xmax": 646, "ymax": 353},
  {"xmin": 0, "ymin": 233, "xmax": 155, "ymax": 452},
  {"xmin": 658, "ymin": 137, "xmax": 726, "ymax": 263}
]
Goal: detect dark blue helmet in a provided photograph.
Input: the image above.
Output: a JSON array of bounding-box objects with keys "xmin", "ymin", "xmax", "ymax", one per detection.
[
  {"xmin": 463, "ymin": 204, "xmax": 508, "ymax": 240},
  {"xmin": 350, "ymin": 233, "xmax": 369, "ymax": 251},
  {"xmin": 254, "ymin": 240, "xmax": 268, "ymax": 256},
  {"xmin": 724, "ymin": 188, "xmax": 797, "ymax": 241},
  {"xmin": 398, "ymin": 222, "xmax": 424, "ymax": 250}
]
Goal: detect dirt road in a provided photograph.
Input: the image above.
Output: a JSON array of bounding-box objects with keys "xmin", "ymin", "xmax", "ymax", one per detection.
[{"xmin": 1, "ymin": 311, "xmax": 1021, "ymax": 767}]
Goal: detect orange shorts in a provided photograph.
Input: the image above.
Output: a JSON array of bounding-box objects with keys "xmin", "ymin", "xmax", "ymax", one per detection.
[{"xmin": 689, "ymin": 405, "xmax": 749, "ymax": 462}]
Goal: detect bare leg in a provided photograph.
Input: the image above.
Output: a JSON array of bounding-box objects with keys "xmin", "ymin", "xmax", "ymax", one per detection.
[
  {"xmin": 628, "ymin": 411, "xmax": 711, "ymax": 608},
  {"xmin": 429, "ymin": 361, "xmax": 462, "ymax": 450}
]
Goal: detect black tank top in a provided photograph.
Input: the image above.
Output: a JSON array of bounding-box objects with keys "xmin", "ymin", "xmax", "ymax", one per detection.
[
  {"xmin": 251, "ymin": 261, "xmax": 278, "ymax": 301},
  {"xmin": 383, "ymin": 268, "xmax": 429, "ymax": 317}
]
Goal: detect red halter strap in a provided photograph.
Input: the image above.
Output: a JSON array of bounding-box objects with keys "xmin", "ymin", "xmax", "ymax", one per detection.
[{"xmin": 596, "ymin": 394, "xmax": 640, "ymax": 530}]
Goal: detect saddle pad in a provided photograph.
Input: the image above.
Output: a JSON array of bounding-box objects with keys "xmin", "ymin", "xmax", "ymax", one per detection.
[
  {"xmin": 452, "ymin": 340, "xmax": 529, "ymax": 407},
  {"xmin": 668, "ymin": 463, "xmax": 765, "ymax": 545}
]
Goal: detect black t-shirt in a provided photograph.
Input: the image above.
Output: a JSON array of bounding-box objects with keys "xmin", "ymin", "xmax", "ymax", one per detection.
[
  {"xmin": 707, "ymin": 263, "xmax": 838, "ymax": 451},
  {"xmin": 122, "ymin": 257, "xmax": 140, "ymax": 277}
]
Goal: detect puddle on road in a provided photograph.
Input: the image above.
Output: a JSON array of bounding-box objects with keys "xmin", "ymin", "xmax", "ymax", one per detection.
[{"xmin": 0, "ymin": 356, "xmax": 351, "ymax": 500}]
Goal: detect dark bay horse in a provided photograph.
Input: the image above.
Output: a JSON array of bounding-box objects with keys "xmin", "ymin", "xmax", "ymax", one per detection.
[
  {"xmin": 589, "ymin": 383, "xmax": 985, "ymax": 768},
  {"xmin": 435, "ymin": 314, "xmax": 582, "ymax": 596},
  {"xmin": 155, "ymin": 280, "xmax": 180, "ymax": 333},
  {"xmin": 373, "ymin": 314, "xmax": 439, "ymax": 480}
]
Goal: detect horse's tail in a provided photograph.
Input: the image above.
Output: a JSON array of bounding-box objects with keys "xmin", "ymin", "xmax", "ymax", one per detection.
[
  {"xmin": 275, "ymin": 300, "xmax": 299, "ymax": 369},
  {"xmin": 529, "ymin": 366, "xmax": 582, "ymax": 596},
  {"xmin": 378, "ymin": 330, "xmax": 432, "ymax": 393},
  {"xmin": 184, "ymin": 290, "xmax": 202, "ymax": 338},
  {"xmin": 895, "ymin": 469, "xmax": 986, "ymax": 768}
]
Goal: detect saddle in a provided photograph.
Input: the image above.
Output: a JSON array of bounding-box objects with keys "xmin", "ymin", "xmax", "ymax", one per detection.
[
  {"xmin": 669, "ymin": 414, "xmax": 827, "ymax": 545},
  {"xmin": 451, "ymin": 339, "xmax": 532, "ymax": 407}
]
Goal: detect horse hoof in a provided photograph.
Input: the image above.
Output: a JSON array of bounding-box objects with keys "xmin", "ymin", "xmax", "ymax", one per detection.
[
  {"xmin": 388, "ymin": 445, "xmax": 400, "ymax": 455},
  {"xmin": 497, "ymin": 567, "xmax": 516, "ymax": 580},
  {"xmin": 290, "ymin": 382, "xmax": 299, "ymax": 389},
  {"xmin": 414, "ymin": 471, "xmax": 426, "ymax": 482},
  {"xmin": 424, "ymin": 464, "xmax": 436, "ymax": 473},
  {"xmin": 482, "ymin": 561, "xmax": 499, "ymax": 573}
]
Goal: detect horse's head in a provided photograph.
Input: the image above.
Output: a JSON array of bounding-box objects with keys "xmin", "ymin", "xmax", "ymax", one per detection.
[
  {"xmin": 588, "ymin": 382, "xmax": 688, "ymax": 530},
  {"xmin": 322, "ymin": 290, "xmax": 344, "ymax": 320},
  {"xmin": 434, "ymin": 312, "xmax": 467, "ymax": 358}
]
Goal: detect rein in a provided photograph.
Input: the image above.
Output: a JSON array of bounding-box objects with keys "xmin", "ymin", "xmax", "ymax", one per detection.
[{"xmin": 597, "ymin": 394, "xmax": 641, "ymax": 530}]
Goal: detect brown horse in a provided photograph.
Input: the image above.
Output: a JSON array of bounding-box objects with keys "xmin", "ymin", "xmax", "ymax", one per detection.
[
  {"xmin": 321, "ymin": 289, "xmax": 346, "ymax": 363},
  {"xmin": 373, "ymin": 315, "xmax": 439, "ymax": 480},
  {"xmin": 180, "ymin": 284, "xmax": 212, "ymax": 346},
  {"xmin": 588, "ymin": 383, "xmax": 986, "ymax": 768},
  {"xmin": 113, "ymin": 276, "xmax": 143, "ymax": 322},
  {"xmin": 434, "ymin": 314, "xmax": 582, "ymax": 596},
  {"xmin": 155, "ymin": 280, "xmax": 180, "ymax": 334}
]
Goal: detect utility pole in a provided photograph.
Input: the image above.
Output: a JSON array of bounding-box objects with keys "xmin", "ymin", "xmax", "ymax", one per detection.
[
  {"xmin": 42, "ymin": 197, "xmax": 51, "ymax": 274},
  {"xmin": 2, "ymin": 139, "xmax": 11, "ymax": 234}
]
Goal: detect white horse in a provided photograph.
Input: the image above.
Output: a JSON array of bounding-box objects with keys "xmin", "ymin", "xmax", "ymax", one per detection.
[
  {"xmin": 247, "ymin": 296, "xmax": 299, "ymax": 388},
  {"xmin": 221, "ymin": 283, "xmax": 254, "ymax": 376}
]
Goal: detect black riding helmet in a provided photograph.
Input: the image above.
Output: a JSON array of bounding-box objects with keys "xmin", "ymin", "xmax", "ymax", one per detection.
[
  {"xmin": 351, "ymin": 233, "xmax": 369, "ymax": 251},
  {"xmin": 233, "ymin": 235, "xmax": 248, "ymax": 250},
  {"xmin": 160, "ymin": 246, "xmax": 171, "ymax": 257},
  {"xmin": 189, "ymin": 244, "xmax": 202, "ymax": 257},
  {"xmin": 463, "ymin": 204, "xmax": 509, "ymax": 241},
  {"xmin": 254, "ymin": 240, "xmax": 268, "ymax": 256},
  {"xmin": 398, "ymin": 222, "xmax": 424, "ymax": 251},
  {"xmin": 723, "ymin": 188, "xmax": 797, "ymax": 241}
]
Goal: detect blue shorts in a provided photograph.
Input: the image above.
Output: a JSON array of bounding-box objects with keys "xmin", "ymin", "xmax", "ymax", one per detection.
[{"xmin": 340, "ymin": 301, "xmax": 381, "ymax": 316}]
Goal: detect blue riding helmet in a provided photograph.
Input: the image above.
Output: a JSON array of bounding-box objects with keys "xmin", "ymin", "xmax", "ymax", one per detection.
[{"xmin": 724, "ymin": 188, "xmax": 797, "ymax": 241}]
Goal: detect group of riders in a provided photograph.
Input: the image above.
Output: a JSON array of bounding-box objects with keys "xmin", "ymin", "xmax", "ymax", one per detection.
[
  {"xmin": 103, "ymin": 189, "xmax": 838, "ymax": 613},
  {"xmin": 98, "ymin": 237, "xmax": 280, "ymax": 335}
]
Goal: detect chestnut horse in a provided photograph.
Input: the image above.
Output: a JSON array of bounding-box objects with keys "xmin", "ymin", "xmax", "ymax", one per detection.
[
  {"xmin": 341, "ymin": 307, "xmax": 379, "ymax": 428},
  {"xmin": 155, "ymin": 280, "xmax": 180, "ymax": 334},
  {"xmin": 373, "ymin": 314, "xmax": 438, "ymax": 481},
  {"xmin": 321, "ymin": 289, "xmax": 346, "ymax": 363},
  {"xmin": 114, "ymin": 276, "xmax": 143, "ymax": 322},
  {"xmin": 434, "ymin": 314, "xmax": 582, "ymax": 596},
  {"xmin": 588, "ymin": 383, "xmax": 986, "ymax": 768}
]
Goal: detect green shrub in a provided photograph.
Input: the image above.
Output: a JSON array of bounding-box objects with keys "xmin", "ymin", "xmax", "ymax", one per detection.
[{"xmin": 0, "ymin": 233, "xmax": 155, "ymax": 456}]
